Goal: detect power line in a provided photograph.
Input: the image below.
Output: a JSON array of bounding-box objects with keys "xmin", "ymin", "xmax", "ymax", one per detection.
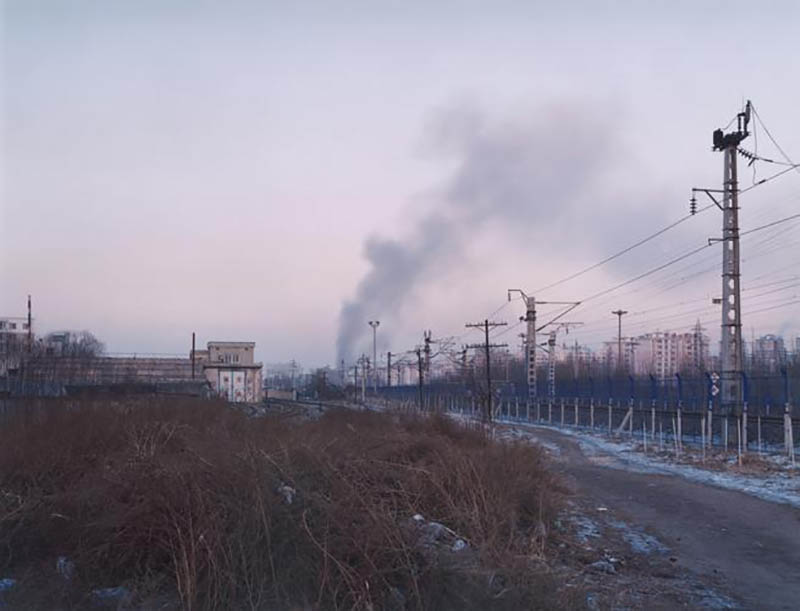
[
  {"xmin": 740, "ymin": 212, "xmax": 800, "ymax": 238},
  {"xmin": 750, "ymin": 103, "xmax": 800, "ymax": 175},
  {"xmin": 573, "ymin": 205, "xmax": 800, "ymax": 314},
  {"xmin": 533, "ymin": 204, "xmax": 714, "ymax": 294}
]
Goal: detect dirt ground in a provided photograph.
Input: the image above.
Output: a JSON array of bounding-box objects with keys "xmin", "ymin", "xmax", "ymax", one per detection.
[{"xmin": 515, "ymin": 425, "xmax": 800, "ymax": 610}]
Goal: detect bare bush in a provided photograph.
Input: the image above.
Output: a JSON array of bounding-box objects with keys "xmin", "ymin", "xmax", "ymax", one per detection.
[{"xmin": 0, "ymin": 397, "xmax": 578, "ymax": 610}]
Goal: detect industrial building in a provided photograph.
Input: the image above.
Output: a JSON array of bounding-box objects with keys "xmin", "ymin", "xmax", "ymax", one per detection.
[
  {"xmin": 193, "ymin": 341, "xmax": 263, "ymax": 402},
  {"xmin": 6, "ymin": 337, "xmax": 263, "ymax": 403}
]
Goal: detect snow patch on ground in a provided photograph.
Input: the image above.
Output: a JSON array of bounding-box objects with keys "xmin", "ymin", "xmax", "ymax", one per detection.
[
  {"xmin": 516, "ymin": 422, "xmax": 800, "ymax": 509},
  {"xmin": 566, "ymin": 514, "xmax": 602, "ymax": 543},
  {"xmin": 606, "ymin": 518, "xmax": 668, "ymax": 555},
  {"xmin": 495, "ymin": 426, "xmax": 562, "ymax": 455}
]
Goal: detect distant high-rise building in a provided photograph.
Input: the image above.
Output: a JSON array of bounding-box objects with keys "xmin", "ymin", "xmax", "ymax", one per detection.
[
  {"xmin": 630, "ymin": 323, "xmax": 710, "ymax": 381},
  {"xmin": 752, "ymin": 334, "xmax": 786, "ymax": 372}
]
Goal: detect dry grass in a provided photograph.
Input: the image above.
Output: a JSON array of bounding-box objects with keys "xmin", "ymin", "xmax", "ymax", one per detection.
[{"xmin": 0, "ymin": 397, "xmax": 578, "ymax": 610}]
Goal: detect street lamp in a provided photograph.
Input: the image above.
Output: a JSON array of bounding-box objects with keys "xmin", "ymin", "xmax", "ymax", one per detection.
[{"xmin": 368, "ymin": 321, "xmax": 380, "ymax": 394}]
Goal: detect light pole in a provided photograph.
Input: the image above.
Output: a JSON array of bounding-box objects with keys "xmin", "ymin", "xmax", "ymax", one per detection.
[
  {"xmin": 612, "ymin": 310, "xmax": 627, "ymax": 374},
  {"xmin": 368, "ymin": 320, "xmax": 380, "ymax": 394}
]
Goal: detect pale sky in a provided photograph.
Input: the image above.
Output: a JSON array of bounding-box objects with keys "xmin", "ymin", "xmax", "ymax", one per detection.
[{"xmin": 2, "ymin": 1, "xmax": 799, "ymax": 368}]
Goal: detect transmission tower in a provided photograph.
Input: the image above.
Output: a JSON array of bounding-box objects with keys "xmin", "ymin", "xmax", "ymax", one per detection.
[
  {"xmin": 507, "ymin": 290, "xmax": 580, "ymax": 404},
  {"xmin": 692, "ymin": 101, "xmax": 750, "ymax": 415}
]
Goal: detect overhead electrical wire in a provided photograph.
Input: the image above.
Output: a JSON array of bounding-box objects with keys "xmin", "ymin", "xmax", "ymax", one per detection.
[{"xmin": 533, "ymin": 203, "xmax": 715, "ymax": 294}]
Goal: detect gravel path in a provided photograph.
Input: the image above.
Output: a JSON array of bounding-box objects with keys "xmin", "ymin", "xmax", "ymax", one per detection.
[{"xmin": 520, "ymin": 425, "xmax": 800, "ymax": 610}]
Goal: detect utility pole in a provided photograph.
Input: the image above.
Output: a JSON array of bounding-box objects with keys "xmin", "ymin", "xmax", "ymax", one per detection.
[
  {"xmin": 612, "ymin": 310, "xmax": 628, "ymax": 374},
  {"xmin": 415, "ymin": 348, "xmax": 424, "ymax": 408},
  {"xmin": 423, "ymin": 330, "xmax": 432, "ymax": 374},
  {"xmin": 507, "ymin": 290, "xmax": 581, "ymax": 406},
  {"xmin": 387, "ymin": 351, "xmax": 392, "ymax": 387},
  {"xmin": 27, "ymin": 295, "xmax": 32, "ymax": 353},
  {"xmin": 545, "ymin": 322, "xmax": 583, "ymax": 401},
  {"xmin": 465, "ymin": 319, "xmax": 508, "ymax": 422},
  {"xmin": 573, "ymin": 340, "xmax": 580, "ymax": 379},
  {"xmin": 358, "ymin": 354, "xmax": 367, "ymax": 403},
  {"xmin": 692, "ymin": 101, "xmax": 750, "ymax": 415},
  {"xmin": 191, "ymin": 332, "xmax": 196, "ymax": 378},
  {"xmin": 368, "ymin": 320, "xmax": 380, "ymax": 394}
]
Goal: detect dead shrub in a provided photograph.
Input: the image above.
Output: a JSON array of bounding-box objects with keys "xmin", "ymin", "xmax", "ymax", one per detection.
[{"xmin": 0, "ymin": 397, "xmax": 578, "ymax": 610}]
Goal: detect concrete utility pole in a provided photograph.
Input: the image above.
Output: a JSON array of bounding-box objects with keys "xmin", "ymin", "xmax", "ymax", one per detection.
[
  {"xmin": 612, "ymin": 310, "xmax": 628, "ymax": 373},
  {"xmin": 368, "ymin": 320, "xmax": 380, "ymax": 394},
  {"xmin": 415, "ymin": 348, "xmax": 424, "ymax": 408},
  {"xmin": 507, "ymin": 290, "xmax": 581, "ymax": 405},
  {"xmin": 692, "ymin": 101, "xmax": 750, "ymax": 415},
  {"xmin": 386, "ymin": 351, "xmax": 392, "ymax": 387},
  {"xmin": 27, "ymin": 295, "xmax": 32, "ymax": 353},
  {"xmin": 359, "ymin": 354, "xmax": 367, "ymax": 403},
  {"xmin": 465, "ymin": 319, "xmax": 508, "ymax": 423},
  {"xmin": 191, "ymin": 332, "xmax": 196, "ymax": 378},
  {"xmin": 545, "ymin": 323, "xmax": 583, "ymax": 401},
  {"xmin": 423, "ymin": 330, "xmax": 432, "ymax": 373}
]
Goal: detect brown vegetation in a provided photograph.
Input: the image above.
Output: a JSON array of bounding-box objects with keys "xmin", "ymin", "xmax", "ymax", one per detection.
[{"xmin": 0, "ymin": 397, "xmax": 576, "ymax": 610}]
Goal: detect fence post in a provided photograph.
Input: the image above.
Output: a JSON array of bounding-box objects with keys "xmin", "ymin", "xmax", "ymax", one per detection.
[
  {"xmin": 741, "ymin": 371, "xmax": 749, "ymax": 453},
  {"xmin": 724, "ymin": 416, "xmax": 728, "ymax": 451},
  {"xmin": 737, "ymin": 417, "xmax": 742, "ymax": 466},
  {"xmin": 651, "ymin": 403, "xmax": 656, "ymax": 442},
  {"xmin": 590, "ymin": 398, "xmax": 595, "ymax": 429},
  {"xmin": 701, "ymin": 416, "xmax": 706, "ymax": 462},
  {"xmin": 704, "ymin": 372, "xmax": 713, "ymax": 450},
  {"xmin": 758, "ymin": 415, "xmax": 762, "ymax": 455},
  {"xmin": 574, "ymin": 397, "xmax": 579, "ymax": 427},
  {"xmin": 607, "ymin": 399, "xmax": 613, "ymax": 435},
  {"xmin": 560, "ymin": 398, "xmax": 565, "ymax": 427},
  {"xmin": 782, "ymin": 367, "xmax": 794, "ymax": 463}
]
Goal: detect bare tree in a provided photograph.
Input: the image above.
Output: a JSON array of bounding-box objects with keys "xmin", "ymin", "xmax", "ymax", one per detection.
[{"xmin": 42, "ymin": 330, "xmax": 105, "ymax": 358}]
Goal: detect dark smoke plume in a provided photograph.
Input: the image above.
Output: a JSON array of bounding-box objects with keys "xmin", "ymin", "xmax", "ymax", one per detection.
[{"xmin": 336, "ymin": 102, "xmax": 619, "ymax": 363}]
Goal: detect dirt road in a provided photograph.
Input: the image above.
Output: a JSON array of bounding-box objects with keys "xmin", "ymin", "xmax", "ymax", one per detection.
[{"xmin": 522, "ymin": 425, "xmax": 800, "ymax": 610}]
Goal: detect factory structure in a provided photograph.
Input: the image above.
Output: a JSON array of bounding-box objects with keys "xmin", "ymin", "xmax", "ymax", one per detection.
[
  {"xmin": 1, "ymin": 302, "xmax": 263, "ymax": 402},
  {"xmin": 191, "ymin": 341, "xmax": 263, "ymax": 402}
]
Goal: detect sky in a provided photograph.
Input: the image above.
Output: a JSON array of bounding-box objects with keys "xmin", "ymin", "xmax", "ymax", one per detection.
[{"xmin": 2, "ymin": 0, "xmax": 799, "ymax": 370}]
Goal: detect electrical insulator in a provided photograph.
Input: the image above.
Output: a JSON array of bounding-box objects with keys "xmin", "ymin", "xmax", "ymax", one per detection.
[{"xmin": 689, "ymin": 195, "xmax": 697, "ymax": 215}]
